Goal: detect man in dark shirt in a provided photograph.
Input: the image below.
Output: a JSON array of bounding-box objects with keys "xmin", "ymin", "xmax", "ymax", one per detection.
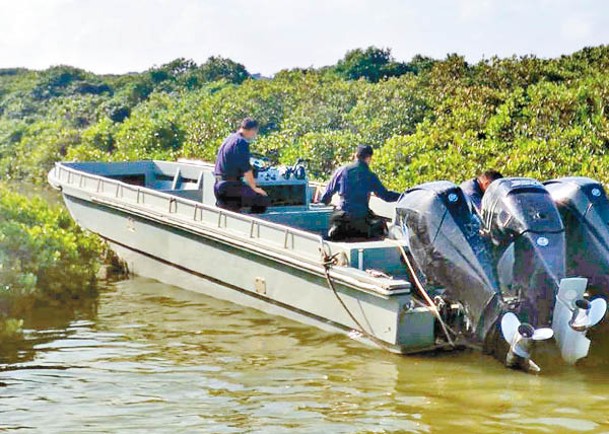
[
  {"xmin": 460, "ymin": 169, "xmax": 503, "ymax": 213},
  {"xmin": 214, "ymin": 118, "xmax": 270, "ymax": 213},
  {"xmin": 318, "ymin": 145, "xmax": 401, "ymax": 241}
]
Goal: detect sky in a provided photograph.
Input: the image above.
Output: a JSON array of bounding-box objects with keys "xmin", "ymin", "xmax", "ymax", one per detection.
[{"xmin": 0, "ymin": 0, "xmax": 607, "ymax": 76}]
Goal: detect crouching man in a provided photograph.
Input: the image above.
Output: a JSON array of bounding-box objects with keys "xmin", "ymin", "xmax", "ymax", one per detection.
[
  {"xmin": 318, "ymin": 145, "xmax": 401, "ymax": 241},
  {"xmin": 214, "ymin": 117, "xmax": 270, "ymax": 213}
]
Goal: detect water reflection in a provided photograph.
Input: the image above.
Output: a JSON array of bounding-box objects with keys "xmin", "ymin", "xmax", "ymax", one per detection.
[
  {"xmin": 0, "ymin": 297, "xmax": 98, "ymax": 366},
  {"xmin": 1, "ymin": 277, "xmax": 608, "ymax": 432}
]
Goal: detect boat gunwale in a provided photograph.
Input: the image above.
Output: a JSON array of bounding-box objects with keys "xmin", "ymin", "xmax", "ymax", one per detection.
[
  {"xmin": 51, "ymin": 161, "xmax": 323, "ymax": 243},
  {"xmin": 50, "ymin": 162, "xmax": 412, "ymax": 298}
]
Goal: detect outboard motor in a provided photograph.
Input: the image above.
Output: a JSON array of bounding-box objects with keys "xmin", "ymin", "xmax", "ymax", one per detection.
[
  {"xmin": 395, "ymin": 181, "xmax": 503, "ymax": 342},
  {"xmin": 545, "ymin": 177, "xmax": 609, "ymax": 295},
  {"xmin": 544, "ymin": 177, "xmax": 609, "ymax": 363},
  {"xmin": 481, "ymin": 178, "xmax": 566, "ymax": 328}
]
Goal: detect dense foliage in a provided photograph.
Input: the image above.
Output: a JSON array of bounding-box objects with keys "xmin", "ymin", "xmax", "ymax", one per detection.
[
  {"xmin": 3, "ymin": 46, "xmax": 609, "ymax": 191},
  {"xmin": 1, "ymin": 45, "xmax": 608, "ymax": 338},
  {"xmin": 0, "ymin": 187, "xmax": 104, "ymax": 338}
]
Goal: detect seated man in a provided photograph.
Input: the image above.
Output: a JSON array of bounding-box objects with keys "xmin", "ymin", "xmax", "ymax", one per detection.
[
  {"xmin": 318, "ymin": 145, "xmax": 401, "ymax": 241},
  {"xmin": 214, "ymin": 117, "xmax": 270, "ymax": 213},
  {"xmin": 460, "ymin": 169, "xmax": 503, "ymax": 213}
]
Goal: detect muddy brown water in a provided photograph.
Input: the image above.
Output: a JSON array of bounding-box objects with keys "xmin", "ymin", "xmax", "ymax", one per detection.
[{"xmin": 1, "ymin": 277, "xmax": 609, "ymax": 433}]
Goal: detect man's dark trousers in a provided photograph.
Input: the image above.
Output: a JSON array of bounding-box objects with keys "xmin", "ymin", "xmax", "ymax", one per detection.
[
  {"xmin": 326, "ymin": 210, "xmax": 387, "ymax": 241},
  {"xmin": 214, "ymin": 180, "xmax": 270, "ymax": 213}
]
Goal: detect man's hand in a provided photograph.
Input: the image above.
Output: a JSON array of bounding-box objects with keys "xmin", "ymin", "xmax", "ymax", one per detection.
[
  {"xmin": 253, "ymin": 187, "xmax": 267, "ymax": 196},
  {"xmin": 244, "ymin": 170, "xmax": 267, "ymax": 196}
]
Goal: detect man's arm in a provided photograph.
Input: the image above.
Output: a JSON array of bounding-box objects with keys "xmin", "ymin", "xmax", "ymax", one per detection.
[
  {"xmin": 244, "ymin": 170, "xmax": 267, "ymax": 196},
  {"xmin": 371, "ymin": 173, "xmax": 401, "ymax": 202},
  {"xmin": 237, "ymin": 140, "xmax": 266, "ymax": 196},
  {"xmin": 319, "ymin": 169, "xmax": 340, "ymax": 204}
]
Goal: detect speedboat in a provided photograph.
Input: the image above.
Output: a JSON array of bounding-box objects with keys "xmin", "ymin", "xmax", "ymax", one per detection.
[
  {"xmin": 48, "ymin": 157, "xmax": 608, "ymax": 372},
  {"xmin": 48, "ymin": 157, "xmax": 447, "ymax": 356}
]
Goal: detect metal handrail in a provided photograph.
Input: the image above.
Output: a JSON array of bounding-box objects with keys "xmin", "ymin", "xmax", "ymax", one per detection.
[
  {"xmin": 52, "ymin": 162, "xmax": 413, "ymax": 296},
  {"xmin": 52, "ymin": 162, "xmax": 323, "ymax": 248}
]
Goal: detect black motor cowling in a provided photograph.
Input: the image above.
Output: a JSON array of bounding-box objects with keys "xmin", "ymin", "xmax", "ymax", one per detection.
[
  {"xmin": 545, "ymin": 177, "xmax": 609, "ymax": 297},
  {"xmin": 481, "ymin": 178, "xmax": 566, "ymax": 327},
  {"xmin": 395, "ymin": 181, "xmax": 502, "ymax": 341}
]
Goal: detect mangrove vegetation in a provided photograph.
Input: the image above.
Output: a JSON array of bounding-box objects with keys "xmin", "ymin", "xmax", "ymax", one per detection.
[{"xmin": 1, "ymin": 45, "xmax": 609, "ymax": 337}]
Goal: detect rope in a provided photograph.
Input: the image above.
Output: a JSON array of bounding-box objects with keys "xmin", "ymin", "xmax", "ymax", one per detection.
[
  {"xmin": 320, "ymin": 248, "xmax": 387, "ymax": 348},
  {"xmin": 391, "ymin": 240, "xmax": 457, "ymax": 348},
  {"xmin": 320, "ymin": 239, "xmax": 457, "ymax": 350}
]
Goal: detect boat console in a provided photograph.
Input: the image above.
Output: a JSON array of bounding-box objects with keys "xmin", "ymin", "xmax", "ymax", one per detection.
[{"xmin": 249, "ymin": 154, "xmax": 310, "ymax": 208}]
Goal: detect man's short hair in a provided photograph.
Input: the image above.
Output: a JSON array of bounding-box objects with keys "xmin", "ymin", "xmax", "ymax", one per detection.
[
  {"xmin": 480, "ymin": 169, "xmax": 503, "ymax": 182},
  {"xmin": 356, "ymin": 144, "xmax": 374, "ymax": 160},
  {"xmin": 239, "ymin": 117, "xmax": 259, "ymax": 130}
]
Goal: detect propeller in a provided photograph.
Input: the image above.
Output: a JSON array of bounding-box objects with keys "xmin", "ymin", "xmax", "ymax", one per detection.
[
  {"xmin": 569, "ymin": 298, "xmax": 607, "ymax": 332},
  {"xmin": 552, "ymin": 278, "xmax": 608, "ymax": 364},
  {"xmin": 501, "ymin": 312, "xmax": 554, "ymax": 373}
]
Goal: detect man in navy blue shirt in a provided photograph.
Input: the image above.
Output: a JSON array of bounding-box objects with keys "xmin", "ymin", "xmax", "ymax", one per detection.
[
  {"xmin": 318, "ymin": 145, "xmax": 401, "ymax": 240},
  {"xmin": 460, "ymin": 169, "xmax": 503, "ymax": 214},
  {"xmin": 214, "ymin": 118, "xmax": 270, "ymax": 213}
]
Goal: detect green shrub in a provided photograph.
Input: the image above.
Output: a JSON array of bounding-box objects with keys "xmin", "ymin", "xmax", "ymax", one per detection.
[
  {"xmin": 0, "ymin": 187, "xmax": 104, "ymax": 340},
  {"xmin": 3, "ymin": 46, "xmax": 609, "ymax": 189}
]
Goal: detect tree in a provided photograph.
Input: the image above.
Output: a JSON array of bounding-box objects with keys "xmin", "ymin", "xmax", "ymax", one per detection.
[
  {"xmin": 148, "ymin": 58, "xmax": 198, "ymax": 86},
  {"xmin": 407, "ymin": 55, "xmax": 437, "ymax": 74},
  {"xmin": 196, "ymin": 56, "xmax": 250, "ymax": 84},
  {"xmin": 160, "ymin": 58, "xmax": 197, "ymax": 76},
  {"xmin": 31, "ymin": 65, "xmax": 112, "ymax": 99},
  {"xmin": 333, "ymin": 46, "xmax": 413, "ymax": 82}
]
